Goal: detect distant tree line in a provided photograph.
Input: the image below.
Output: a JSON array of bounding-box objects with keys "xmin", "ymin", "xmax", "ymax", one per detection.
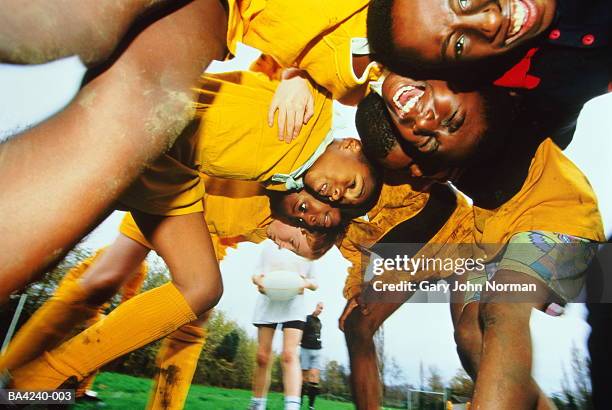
[{"xmin": 0, "ymin": 247, "xmax": 594, "ymax": 409}]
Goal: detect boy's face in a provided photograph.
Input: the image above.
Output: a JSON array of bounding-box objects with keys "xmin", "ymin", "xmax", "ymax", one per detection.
[
  {"xmin": 279, "ymin": 190, "xmax": 342, "ymax": 229},
  {"xmin": 267, "ymin": 220, "xmax": 313, "ymax": 258},
  {"xmin": 381, "ymin": 73, "xmax": 487, "ymax": 166},
  {"xmin": 304, "ymin": 139, "xmax": 376, "ymax": 206},
  {"xmin": 391, "ymin": 0, "xmax": 555, "ymax": 65}
]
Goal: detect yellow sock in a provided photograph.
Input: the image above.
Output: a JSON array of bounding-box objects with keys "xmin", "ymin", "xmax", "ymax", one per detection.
[
  {"xmin": 10, "ymin": 283, "xmax": 196, "ymax": 389},
  {"xmin": 74, "ymin": 312, "xmax": 105, "ymax": 397},
  {"xmin": 120, "ymin": 261, "xmax": 148, "ymax": 302},
  {"xmin": 0, "ymin": 262, "xmax": 100, "ymax": 373},
  {"xmin": 147, "ymin": 323, "xmax": 207, "ymax": 410}
]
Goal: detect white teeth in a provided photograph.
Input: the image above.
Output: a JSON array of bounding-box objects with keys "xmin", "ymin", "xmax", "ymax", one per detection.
[
  {"xmin": 508, "ymin": 0, "xmax": 527, "ymax": 37},
  {"xmin": 392, "ymin": 85, "xmax": 422, "ymax": 113}
]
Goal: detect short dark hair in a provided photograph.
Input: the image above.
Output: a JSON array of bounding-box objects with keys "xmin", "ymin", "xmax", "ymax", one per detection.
[
  {"xmin": 356, "ymin": 143, "xmax": 383, "ymax": 206},
  {"xmin": 305, "ymin": 225, "xmax": 347, "ymax": 259},
  {"xmin": 356, "ymin": 92, "xmax": 401, "ymax": 162},
  {"xmin": 367, "ymin": 0, "xmax": 449, "ymax": 78},
  {"xmin": 356, "ymin": 87, "xmax": 517, "ymax": 167},
  {"xmin": 367, "ymin": 0, "xmax": 396, "ymax": 66},
  {"xmin": 267, "ymin": 189, "xmax": 290, "ymax": 221}
]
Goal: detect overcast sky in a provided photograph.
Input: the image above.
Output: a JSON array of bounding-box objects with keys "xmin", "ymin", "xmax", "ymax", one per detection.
[{"xmin": 1, "ymin": 44, "xmax": 611, "ymax": 395}]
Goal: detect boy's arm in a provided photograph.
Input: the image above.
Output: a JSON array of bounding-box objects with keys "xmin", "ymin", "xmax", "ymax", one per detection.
[
  {"xmin": 0, "ymin": 0, "xmax": 228, "ymax": 300},
  {"xmin": 0, "ymin": 0, "xmax": 176, "ymax": 67}
]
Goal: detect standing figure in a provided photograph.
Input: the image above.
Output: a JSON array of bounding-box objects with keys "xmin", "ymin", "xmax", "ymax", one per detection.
[
  {"xmin": 300, "ymin": 302, "xmax": 324, "ymax": 410},
  {"xmin": 250, "ymin": 240, "xmax": 318, "ymax": 410}
]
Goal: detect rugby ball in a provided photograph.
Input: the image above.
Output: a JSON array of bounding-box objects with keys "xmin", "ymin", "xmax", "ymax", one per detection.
[{"xmin": 261, "ymin": 270, "xmax": 305, "ymax": 301}]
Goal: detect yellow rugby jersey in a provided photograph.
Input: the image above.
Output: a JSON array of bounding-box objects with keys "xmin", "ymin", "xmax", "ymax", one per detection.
[
  {"xmin": 119, "ymin": 70, "xmax": 332, "ymax": 215},
  {"xmin": 119, "ymin": 177, "xmax": 271, "ymax": 260},
  {"xmin": 340, "ymin": 173, "xmax": 474, "ymax": 300},
  {"xmin": 471, "ymin": 138, "xmax": 605, "ymax": 261},
  {"xmin": 227, "ymin": 0, "xmax": 382, "ymax": 104},
  {"xmin": 340, "ymin": 139, "xmax": 605, "ymax": 300}
]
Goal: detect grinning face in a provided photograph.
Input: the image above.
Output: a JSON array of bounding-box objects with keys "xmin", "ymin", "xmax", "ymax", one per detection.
[
  {"xmin": 304, "ymin": 139, "xmax": 377, "ymax": 206},
  {"xmin": 266, "ymin": 219, "xmax": 313, "ymax": 258},
  {"xmin": 391, "ymin": 0, "xmax": 556, "ymax": 65},
  {"xmin": 278, "ymin": 190, "xmax": 342, "ymax": 229},
  {"xmin": 380, "ymin": 73, "xmax": 487, "ymax": 169}
]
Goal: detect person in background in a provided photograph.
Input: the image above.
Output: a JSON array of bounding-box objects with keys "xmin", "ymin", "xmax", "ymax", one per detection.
[
  {"xmin": 300, "ymin": 302, "xmax": 324, "ymax": 410},
  {"xmin": 250, "ymin": 240, "xmax": 318, "ymax": 410}
]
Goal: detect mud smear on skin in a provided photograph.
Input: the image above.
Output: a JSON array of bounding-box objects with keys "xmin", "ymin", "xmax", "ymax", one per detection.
[{"xmin": 144, "ymin": 90, "xmax": 195, "ymax": 153}]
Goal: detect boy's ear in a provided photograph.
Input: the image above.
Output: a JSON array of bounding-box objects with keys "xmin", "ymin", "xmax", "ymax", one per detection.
[{"xmin": 341, "ymin": 138, "xmax": 362, "ymax": 153}]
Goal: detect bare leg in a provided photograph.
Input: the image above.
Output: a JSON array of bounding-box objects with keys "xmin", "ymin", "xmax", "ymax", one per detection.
[
  {"xmin": 281, "ymin": 328, "xmax": 303, "ymax": 397},
  {"xmin": 0, "ymin": 0, "xmax": 228, "ymax": 301},
  {"xmin": 309, "ymin": 368, "xmax": 320, "ymax": 384},
  {"xmin": 253, "ymin": 327, "xmax": 275, "ymax": 398},
  {"xmin": 80, "ymin": 234, "xmax": 151, "ymax": 305},
  {"xmin": 132, "ymin": 211, "xmax": 223, "ymax": 316},
  {"xmin": 472, "ymin": 270, "xmax": 554, "ymax": 409},
  {"xmin": 453, "ymin": 297, "xmax": 557, "ymax": 410},
  {"xmin": 0, "ymin": 0, "xmax": 179, "ymax": 66},
  {"xmin": 451, "ymin": 302, "xmax": 482, "ymax": 380},
  {"xmin": 8, "ymin": 211, "xmax": 222, "ymax": 389},
  {"xmin": 301, "ymin": 370, "xmax": 309, "ymax": 384},
  {"xmin": 343, "ymin": 300, "xmax": 406, "ymax": 410},
  {"xmin": 0, "ymin": 234, "xmax": 149, "ymax": 374}
]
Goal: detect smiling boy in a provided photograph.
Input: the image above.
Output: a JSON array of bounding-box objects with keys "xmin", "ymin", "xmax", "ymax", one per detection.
[
  {"xmin": 119, "ymin": 70, "xmax": 379, "ymax": 220},
  {"xmin": 368, "ymin": 0, "xmax": 611, "ymax": 143},
  {"xmin": 346, "ymin": 77, "xmax": 604, "ymax": 409},
  {"xmin": 357, "ymin": 72, "xmax": 515, "ymax": 175},
  {"xmin": 4, "ymin": 180, "xmax": 344, "ymax": 394}
]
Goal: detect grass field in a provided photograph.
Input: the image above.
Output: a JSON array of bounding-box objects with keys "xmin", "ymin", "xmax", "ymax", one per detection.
[{"xmin": 73, "ymin": 372, "xmax": 356, "ymax": 409}]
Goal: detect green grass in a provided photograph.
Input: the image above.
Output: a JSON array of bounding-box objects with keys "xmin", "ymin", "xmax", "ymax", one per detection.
[{"xmin": 73, "ymin": 372, "xmax": 356, "ymax": 409}]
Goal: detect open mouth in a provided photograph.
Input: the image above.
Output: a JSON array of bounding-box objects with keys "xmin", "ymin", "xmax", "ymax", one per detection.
[
  {"xmin": 505, "ymin": 0, "xmax": 538, "ymax": 46},
  {"xmin": 417, "ymin": 137, "xmax": 440, "ymax": 154},
  {"xmin": 392, "ymin": 85, "xmax": 425, "ymax": 118},
  {"xmin": 321, "ymin": 212, "xmax": 332, "ymax": 228}
]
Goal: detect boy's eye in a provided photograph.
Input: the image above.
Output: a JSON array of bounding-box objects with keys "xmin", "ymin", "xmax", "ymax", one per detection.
[
  {"xmin": 455, "ymin": 35, "xmax": 466, "ymax": 58},
  {"xmin": 442, "ymin": 109, "xmax": 464, "ymax": 134},
  {"xmin": 448, "ymin": 116, "xmax": 465, "ymax": 133},
  {"xmin": 348, "ymin": 180, "xmax": 356, "ymax": 189},
  {"xmin": 298, "ymin": 202, "xmax": 307, "ymax": 213},
  {"xmin": 458, "ymin": 0, "xmax": 470, "ymax": 10},
  {"xmin": 297, "ymin": 217, "xmax": 305, "ymax": 225}
]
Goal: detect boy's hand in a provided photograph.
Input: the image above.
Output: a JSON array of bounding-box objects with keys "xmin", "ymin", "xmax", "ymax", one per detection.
[
  {"xmin": 298, "ymin": 276, "xmax": 309, "ymax": 294},
  {"xmin": 338, "ymin": 297, "xmax": 359, "ymax": 332},
  {"xmin": 338, "ymin": 295, "xmax": 370, "ymax": 332},
  {"xmin": 252, "ymin": 274, "xmax": 266, "ymax": 294},
  {"xmin": 268, "ymin": 68, "xmax": 315, "ymax": 143}
]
